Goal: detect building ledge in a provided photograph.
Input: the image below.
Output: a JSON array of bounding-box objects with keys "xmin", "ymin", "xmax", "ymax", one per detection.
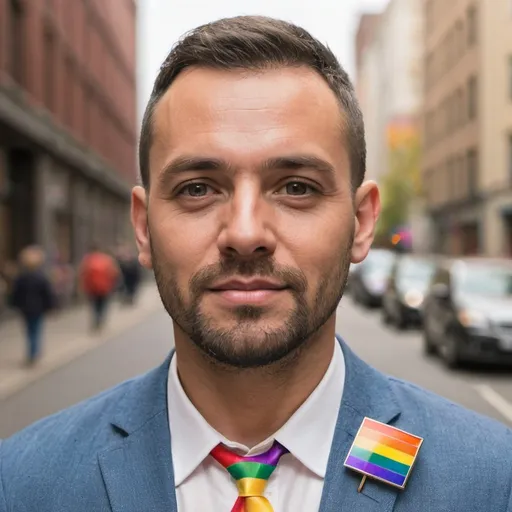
[
  {"xmin": 0, "ymin": 83, "xmax": 133, "ymax": 199},
  {"xmin": 427, "ymin": 194, "xmax": 483, "ymax": 215}
]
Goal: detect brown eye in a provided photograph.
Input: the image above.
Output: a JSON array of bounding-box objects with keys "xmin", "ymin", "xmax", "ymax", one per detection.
[
  {"xmin": 179, "ymin": 183, "xmax": 211, "ymax": 197},
  {"xmin": 286, "ymin": 182, "xmax": 309, "ymax": 195},
  {"xmin": 279, "ymin": 181, "xmax": 317, "ymax": 196}
]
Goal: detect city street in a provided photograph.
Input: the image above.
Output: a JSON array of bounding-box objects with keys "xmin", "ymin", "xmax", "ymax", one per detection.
[{"xmin": 1, "ymin": 296, "xmax": 512, "ymax": 438}]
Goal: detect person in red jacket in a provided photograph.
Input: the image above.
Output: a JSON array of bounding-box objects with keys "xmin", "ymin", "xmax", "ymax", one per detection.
[{"xmin": 79, "ymin": 243, "xmax": 119, "ymax": 332}]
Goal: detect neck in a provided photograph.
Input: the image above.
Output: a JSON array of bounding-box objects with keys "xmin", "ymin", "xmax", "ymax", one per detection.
[{"xmin": 173, "ymin": 319, "xmax": 336, "ymax": 447}]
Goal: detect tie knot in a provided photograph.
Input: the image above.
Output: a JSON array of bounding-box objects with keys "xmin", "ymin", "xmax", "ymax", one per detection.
[{"xmin": 211, "ymin": 441, "xmax": 289, "ymax": 497}]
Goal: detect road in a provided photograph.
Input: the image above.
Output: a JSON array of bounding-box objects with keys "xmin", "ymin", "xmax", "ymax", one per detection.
[{"xmin": 1, "ymin": 298, "xmax": 512, "ymax": 438}]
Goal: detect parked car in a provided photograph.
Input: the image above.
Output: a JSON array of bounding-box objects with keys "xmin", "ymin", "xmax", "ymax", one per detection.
[
  {"xmin": 350, "ymin": 249, "xmax": 396, "ymax": 308},
  {"xmin": 422, "ymin": 257, "xmax": 512, "ymax": 368},
  {"xmin": 381, "ymin": 254, "xmax": 437, "ymax": 329},
  {"xmin": 346, "ymin": 262, "xmax": 360, "ymax": 292}
]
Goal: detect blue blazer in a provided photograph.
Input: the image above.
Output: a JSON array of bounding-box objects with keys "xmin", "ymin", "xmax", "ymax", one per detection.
[{"xmin": 1, "ymin": 337, "xmax": 511, "ymax": 511}]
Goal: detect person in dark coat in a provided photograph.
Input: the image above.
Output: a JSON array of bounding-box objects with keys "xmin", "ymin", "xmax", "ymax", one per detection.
[
  {"xmin": 10, "ymin": 246, "xmax": 55, "ymax": 365},
  {"xmin": 117, "ymin": 245, "xmax": 142, "ymax": 305}
]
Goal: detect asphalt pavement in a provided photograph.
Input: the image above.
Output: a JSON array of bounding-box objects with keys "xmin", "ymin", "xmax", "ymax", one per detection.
[{"xmin": 1, "ymin": 296, "xmax": 512, "ymax": 438}]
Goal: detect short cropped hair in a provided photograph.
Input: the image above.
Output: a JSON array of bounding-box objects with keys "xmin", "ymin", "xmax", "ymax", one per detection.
[{"xmin": 139, "ymin": 15, "xmax": 366, "ymax": 191}]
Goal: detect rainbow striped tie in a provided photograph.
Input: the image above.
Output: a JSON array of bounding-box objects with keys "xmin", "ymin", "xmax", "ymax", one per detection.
[{"xmin": 210, "ymin": 440, "xmax": 289, "ymax": 512}]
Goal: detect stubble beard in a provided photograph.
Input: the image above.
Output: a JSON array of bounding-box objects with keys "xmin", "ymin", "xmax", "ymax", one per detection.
[{"xmin": 150, "ymin": 234, "xmax": 353, "ymax": 369}]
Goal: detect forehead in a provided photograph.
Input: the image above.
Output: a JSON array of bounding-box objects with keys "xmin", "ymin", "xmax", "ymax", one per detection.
[{"xmin": 150, "ymin": 66, "xmax": 348, "ymax": 175}]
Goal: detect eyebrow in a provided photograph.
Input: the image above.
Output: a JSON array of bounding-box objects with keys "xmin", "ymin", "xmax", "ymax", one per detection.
[
  {"xmin": 262, "ymin": 155, "xmax": 335, "ymax": 176},
  {"xmin": 157, "ymin": 154, "xmax": 335, "ymax": 188},
  {"xmin": 157, "ymin": 157, "xmax": 227, "ymax": 189}
]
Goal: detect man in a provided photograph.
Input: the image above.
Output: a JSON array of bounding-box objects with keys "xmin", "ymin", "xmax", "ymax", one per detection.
[{"xmin": 0, "ymin": 16, "xmax": 511, "ymax": 512}]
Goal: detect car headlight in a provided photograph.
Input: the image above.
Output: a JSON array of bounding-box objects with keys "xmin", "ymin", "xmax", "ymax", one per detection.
[
  {"xmin": 457, "ymin": 310, "xmax": 489, "ymax": 329},
  {"xmin": 403, "ymin": 290, "xmax": 424, "ymax": 308}
]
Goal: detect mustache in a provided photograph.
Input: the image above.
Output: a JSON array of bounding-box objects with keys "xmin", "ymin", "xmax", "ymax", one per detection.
[{"xmin": 189, "ymin": 256, "xmax": 308, "ymax": 295}]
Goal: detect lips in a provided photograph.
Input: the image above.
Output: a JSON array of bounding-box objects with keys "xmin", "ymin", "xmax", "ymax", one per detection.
[
  {"xmin": 209, "ymin": 279, "xmax": 288, "ymax": 292},
  {"xmin": 207, "ymin": 278, "xmax": 289, "ymax": 306}
]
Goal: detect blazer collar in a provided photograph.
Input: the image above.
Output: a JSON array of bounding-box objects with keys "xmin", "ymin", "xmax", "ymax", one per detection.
[
  {"xmin": 99, "ymin": 352, "xmax": 177, "ymax": 512},
  {"xmin": 319, "ymin": 335, "xmax": 403, "ymax": 512}
]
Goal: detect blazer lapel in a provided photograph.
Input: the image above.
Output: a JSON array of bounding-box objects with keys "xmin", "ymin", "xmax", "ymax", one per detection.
[
  {"xmin": 319, "ymin": 337, "xmax": 403, "ymax": 512},
  {"xmin": 98, "ymin": 353, "xmax": 178, "ymax": 512}
]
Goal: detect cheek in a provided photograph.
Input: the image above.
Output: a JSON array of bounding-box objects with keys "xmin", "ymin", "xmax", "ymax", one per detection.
[
  {"xmin": 278, "ymin": 209, "xmax": 353, "ymax": 283},
  {"xmin": 150, "ymin": 205, "xmax": 218, "ymax": 281}
]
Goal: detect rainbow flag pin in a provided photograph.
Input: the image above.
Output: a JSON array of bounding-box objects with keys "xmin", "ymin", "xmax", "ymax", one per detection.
[{"xmin": 344, "ymin": 417, "xmax": 423, "ymax": 492}]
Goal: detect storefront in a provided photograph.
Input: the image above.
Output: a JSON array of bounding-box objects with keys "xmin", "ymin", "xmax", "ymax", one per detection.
[
  {"xmin": 431, "ymin": 202, "xmax": 483, "ymax": 256},
  {"xmin": 0, "ymin": 149, "xmax": 9, "ymax": 268},
  {"xmin": 501, "ymin": 206, "xmax": 512, "ymax": 257}
]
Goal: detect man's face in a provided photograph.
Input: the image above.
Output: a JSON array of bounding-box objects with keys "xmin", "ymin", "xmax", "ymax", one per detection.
[{"xmin": 132, "ymin": 66, "xmax": 378, "ymax": 368}]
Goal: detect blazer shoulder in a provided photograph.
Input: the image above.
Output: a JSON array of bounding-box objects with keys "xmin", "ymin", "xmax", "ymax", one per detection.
[
  {"xmin": 389, "ymin": 375, "xmax": 512, "ymax": 449},
  {"xmin": 1, "ymin": 377, "xmax": 134, "ymax": 473},
  {"xmin": 0, "ymin": 355, "xmax": 170, "ymax": 511}
]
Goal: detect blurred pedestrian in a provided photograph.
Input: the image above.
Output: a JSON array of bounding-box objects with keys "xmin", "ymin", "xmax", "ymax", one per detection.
[
  {"xmin": 117, "ymin": 245, "xmax": 142, "ymax": 305},
  {"xmin": 79, "ymin": 243, "xmax": 119, "ymax": 332},
  {"xmin": 9, "ymin": 246, "xmax": 55, "ymax": 365},
  {"xmin": 49, "ymin": 251, "xmax": 75, "ymax": 309}
]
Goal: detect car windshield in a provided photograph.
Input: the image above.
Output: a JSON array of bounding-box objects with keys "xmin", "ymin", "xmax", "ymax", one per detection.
[
  {"xmin": 456, "ymin": 264, "xmax": 512, "ymax": 297},
  {"xmin": 398, "ymin": 259, "xmax": 436, "ymax": 283}
]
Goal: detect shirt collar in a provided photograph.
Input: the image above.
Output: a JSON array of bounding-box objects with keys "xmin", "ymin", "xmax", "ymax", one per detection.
[
  {"xmin": 273, "ymin": 340, "xmax": 344, "ymax": 478},
  {"xmin": 167, "ymin": 339, "xmax": 344, "ymax": 486}
]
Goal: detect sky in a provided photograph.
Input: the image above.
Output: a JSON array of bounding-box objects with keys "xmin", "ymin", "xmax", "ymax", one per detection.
[{"xmin": 136, "ymin": 0, "xmax": 389, "ymax": 122}]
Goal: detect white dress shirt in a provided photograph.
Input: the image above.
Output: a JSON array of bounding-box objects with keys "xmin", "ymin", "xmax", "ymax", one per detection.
[{"xmin": 167, "ymin": 339, "xmax": 345, "ymax": 511}]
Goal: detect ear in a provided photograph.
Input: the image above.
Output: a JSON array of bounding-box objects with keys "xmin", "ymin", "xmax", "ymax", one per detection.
[
  {"xmin": 351, "ymin": 181, "xmax": 381, "ymax": 264},
  {"xmin": 131, "ymin": 186, "xmax": 153, "ymax": 269}
]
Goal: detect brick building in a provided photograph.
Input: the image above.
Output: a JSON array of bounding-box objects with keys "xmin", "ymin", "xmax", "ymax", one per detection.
[
  {"xmin": 0, "ymin": 0, "xmax": 137, "ymax": 270},
  {"xmin": 355, "ymin": 13, "xmax": 381, "ymax": 103}
]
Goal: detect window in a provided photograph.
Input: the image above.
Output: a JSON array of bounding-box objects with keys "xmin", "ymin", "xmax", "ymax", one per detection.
[
  {"xmin": 445, "ymin": 97, "xmax": 451, "ymax": 134},
  {"xmin": 43, "ymin": 27, "xmax": 55, "ymax": 111},
  {"xmin": 64, "ymin": 57, "xmax": 75, "ymax": 128},
  {"xmin": 8, "ymin": 0, "xmax": 24, "ymax": 85},
  {"xmin": 467, "ymin": 149, "xmax": 478, "ymax": 196},
  {"xmin": 426, "ymin": 53, "xmax": 432, "ymax": 88},
  {"xmin": 426, "ymin": 0, "xmax": 432, "ymax": 30},
  {"xmin": 467, "ymin": 76, "xmax": 478, "ymax": 120},
  {"xmin": 447, "ymin": 158, "xmax": 455, "ymax": 200},
  {"xmin": 84, "ymin": 87, "xmax": 92, "ymax": 143},
  {"xmin": 467, "ymin": 5, "xmax": 477, "ymax": 46},
  {"xmin": 508, "ymin": 135, "xmax": 512, "ymax": 182},
  {"xmin": 509, "ymin": 55, "xmax": 512, "ymax": 100},
  {"xmin": 457, "ymin": 88, "xmax": 464, "ymax": 126},
  {"xmin": 456, "ymin": 20, "xmax": 465, "ymax": 57}
]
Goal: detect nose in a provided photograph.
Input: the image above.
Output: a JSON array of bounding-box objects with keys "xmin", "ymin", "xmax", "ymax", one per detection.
[{"xmin": 217, "ymin": 184, "xmax": 277, "ymax": 258}]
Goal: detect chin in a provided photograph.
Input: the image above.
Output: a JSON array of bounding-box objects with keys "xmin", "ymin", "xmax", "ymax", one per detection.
[{"xmin": 204, "ymin": 302, "xmax": 292, "ymax": 322}]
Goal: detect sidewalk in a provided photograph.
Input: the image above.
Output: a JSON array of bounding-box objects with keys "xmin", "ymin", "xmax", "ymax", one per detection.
[{"xmin": 0, "ymin": 283, "xmax": 163, "ymax": 401}]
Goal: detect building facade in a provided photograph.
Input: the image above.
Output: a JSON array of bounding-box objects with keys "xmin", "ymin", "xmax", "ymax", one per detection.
[
  {"xmin": 355, "ymin": 14, "xmax": 382, "ymax": 184},
  {"xmin": 355, "ymin": 0, "xmax": 424, "ymax": 184},
  {"xmin": 0, "ymin": 0, "xmax": 137, "ymax": 271},
  {"xmin": 422, "ymin": 0, "xmax": 512, "ymax": 256}
]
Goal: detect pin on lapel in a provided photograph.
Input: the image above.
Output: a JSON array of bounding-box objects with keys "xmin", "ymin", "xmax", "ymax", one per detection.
[{"xmin": 344, "ymin": 417, "xmax": 423, "ymax": 493}]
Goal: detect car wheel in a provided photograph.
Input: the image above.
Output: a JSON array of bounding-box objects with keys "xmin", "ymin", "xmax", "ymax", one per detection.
[
  {"xmin": 423, "ymin": 325, "xmax": 436, "ymax": 356},
  {"xmin": 394, "ymin": 306, "xmax": 407, "ymax": 330},
  {"xmin": 441, "ymin": 330, "xmax": 462, "ymax": 369},
  {"xmin": 351, "ymin": 285, "xmax": 359, "ymax": 304},
  {"xmin": 382, "ymin": 303, "xmax": 392, "ymax": 324}
]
